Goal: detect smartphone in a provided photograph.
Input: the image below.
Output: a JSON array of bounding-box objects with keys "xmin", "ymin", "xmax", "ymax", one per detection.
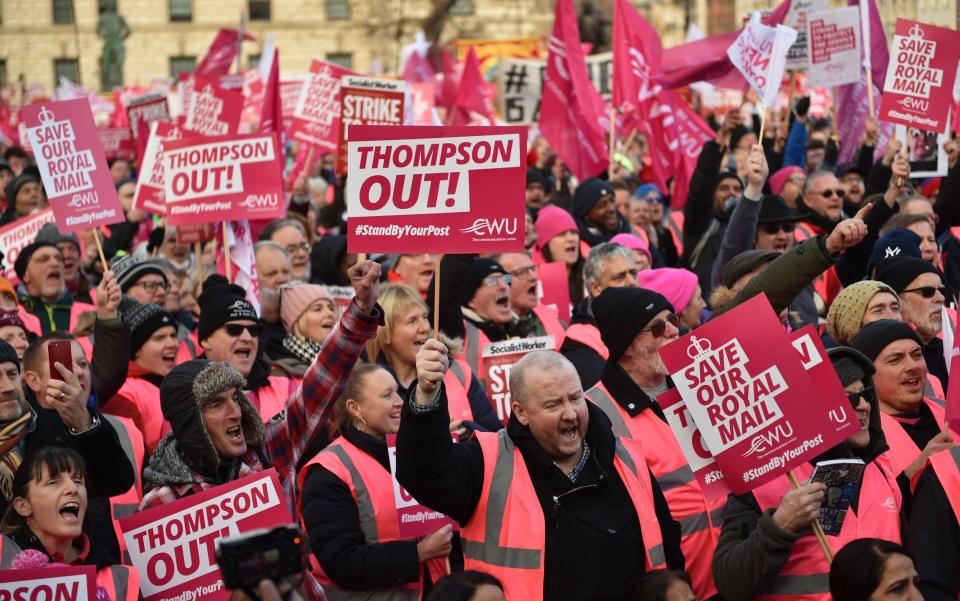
[{"xmin": 47, "ymin": 340, "xmax": 73, "ymax": 382}]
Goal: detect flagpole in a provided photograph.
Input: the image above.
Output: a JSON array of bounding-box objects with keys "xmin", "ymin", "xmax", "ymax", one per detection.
[
  {"xmin": 433, "ymin": 255, "xmax": 441, "ymax": 339},
  {"xmin": 861, "ymin": 0, "xmax": 875, "ymax": 116},
  {"xmin": 223, "ymin": 222, "xmax": 233, "ymax": 282},
  {"xmin": 236, "ymin": 10, "xmax": 246, "ymax": 73}
]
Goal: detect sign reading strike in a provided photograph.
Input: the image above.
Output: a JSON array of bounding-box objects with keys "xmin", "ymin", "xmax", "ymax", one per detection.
[
  {"xmin": 880, "ymin": 19, "xmax": 960, "ymax": 134},
  {"xmin": 337, "ymin": 76, "xmax": 407, "ymax": 174},
  {"xmin": 346, "ymin": 125, "xmax": 526, "ymax": 253},
  {"xmin": 481, "ymin": 336, "xmax": 555, "ymax": 424},
  {"xmin": 807, "ymin": 7, "xmax": 862, "ymax": 88},
  {"xmin": 119, "ymin": 469, "xmax": 291, "ymax": 601},
  {"xmin": 386, "ymin": 434, "xmax": 458, "ymax": 538},
  {"xmin": 162, "ymin": 133, "xmax": 284, "ymax": 225},
  {"xmin": 0, "ymin": 208, "xmax": 55, "ymax": 282},
  {"xmin": 127, "ymin": 93, "xmax": 170, "ymax": 141},
  {"xmin": 727, "ymin": 12, "xmax": 798, "ymax": 107},
  {"xmin": 0, "ymin": 566, "xmax": 96, "ymax": 601},
  {"xmin": 23, "ymin": 99, "xmax": 124, "ymax": 233},
  {"xmin": 658, "ymin": 295, "xmax": 847, "ymax": 492},
  {"xmin": 289, "ymin": 59, "xmax": 355, "ymax": 151}
]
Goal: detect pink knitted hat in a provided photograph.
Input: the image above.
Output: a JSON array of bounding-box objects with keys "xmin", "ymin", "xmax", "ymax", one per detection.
[
  {"xmin": 280, "ymin": 283, "xmax": 334, "ymax": 332},
  {"xmin": 610, "ymin": 233, "xmax": 653, "ymax": 266},
  {"xmin": 769, "ymin": 166, "xmax": 804, "ymax": 196},
  {"xmin": 637, "ymin": 268, "xmax": 699, "ymax": 313},
  {"xmin": 535, "ymin": 205, "xmax": 577, "ymax": 248}
]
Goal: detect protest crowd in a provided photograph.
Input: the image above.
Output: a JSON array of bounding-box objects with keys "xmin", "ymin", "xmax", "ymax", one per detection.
[{"xmin": 3, "ymin": 1, "xmax": 960, "ymax": 601}]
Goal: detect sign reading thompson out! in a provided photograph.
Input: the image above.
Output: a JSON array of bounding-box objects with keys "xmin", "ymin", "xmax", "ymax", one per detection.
[
  {"xmin": 346, "ymin": 125, "xmax": 527, "ymax": 254},
  {"xmin": 162, "ymin": 132, "xmax": 285, "ymax": 226},
  {"xmin": 22, "ymin": 99, "xmax": 125, "ymax": 233},
  {"xmin": 0, "ymin": 566, "xmax": 97, "ymax": 601},
  {"xmin": 118, "ymin": 469, "xmax": 292, "ymax": 601},
  {"xmin": 658, "ymin": 294, "xmax": 847, "ymax": 493},
  {"xmin": 0, "ymin": 208, "xmax": 55, "ymax": 283},
  {"xmin": 880, "ymin": 19, "xmax": 960, "ymax": 134},
  {"xmin": 386, "ymin": 434, "xmax": 459, "ymax": 538},
  {"xmin": 481, "ymin": 336, "xmax": 555, "ymax": 425}
]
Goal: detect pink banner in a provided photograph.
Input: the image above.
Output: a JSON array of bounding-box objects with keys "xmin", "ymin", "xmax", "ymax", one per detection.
[
  {"xmin": 183, "ymin": 77, "xmax": 243, "ymax": 137},
  {"xmin": 0, "ymin": 566, "xmax": 96, "ymax": 601},
  {"xmin": 23, "ymin": 99, "xmax": 125, "ymax": 233},
  {"xmin": 345, "ymin": 125, "xmax": 526, "ymax": 254},
  {"xmin": 134, "ymin": 121, "xmax": 182, "ymax": 215},
  {"xmin": 537, "ymin": 262, "xmax": 571, "ymax": 324},
  {"xmin": 288, "ymin": 59, "xmax": 355, "ymax": 152},
  {"xmin": 97, "ymin": 127, "xmax": 135, "ymax": 160},
  {"xmin": 0, "ymin": 208, "xmax": 55, "ymax": 283},
  {"xmin": 119, "ymin": 470, "xmax": 292, "ymax": 601}
]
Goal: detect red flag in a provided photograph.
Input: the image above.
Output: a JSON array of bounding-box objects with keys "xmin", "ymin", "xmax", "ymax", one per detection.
[
  {"xmin": 667, "ymin": 92, "xmax": 714, "ymax": 209},
  {"xmin": 946, "ymin": 313, "xmax": 960, "ymax": 433},
  {"xmin": 437, "ymin": 46, "xmax": 462, "ymax": 111},
  {"xmin": 197, "ymin": 29, "xmax": 254, "ymax": 78},
  {"xmin": 450, "ymin": 48, "xmax": 495, "ymax": 126},
  {"xmin": 539, "ymin": 0, "xmax": 608, "ymax": 181},
  {"xmin": 402, "ymin": 50, "xmax": 436, "ymax": 84},
  {"xmin": 258, "ymin": 48, "xmax": 283, "ymax": 135}
]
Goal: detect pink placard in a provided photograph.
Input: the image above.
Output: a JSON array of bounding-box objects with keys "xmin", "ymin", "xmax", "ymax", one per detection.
[
  {"xmin": 346, "ymin": 125, "xmax": 526, "ymax": 254},
  {"xmin": 119, "ymin": 469, "xmax": 292, "ymax": 601},
  {"xmin": 288, "ymin": 60, "xmax": 354, "ymax": 152},
  {"xmin": 386, "ymin": 434, "xmax": 458, "ymax": 538},
  {"xmin": 480, "ymin": 336, "xmax": 558, "ymax": 424},
  {"xmin": 0, "ymin": 566, "xmax": 97, "ymax": 601},
  {"xmin": 183, "ymin": 76, "xmax": 243, "ymax": 137},
  {"xmin": 22, "ymin": 99, "xmax": 125, "ymax": 233},
  {"xmin": 880, "ymin": 19, "xmax": 960, "ymax": 134},
  {"xmin": 162, "ymin": 132, "xmax": 284, "ymax": 225},
  {"xmin": 789, "ymin": 325, "xmax": 861, "ymax": 439},
  {"xmin": 126, "ymin": 93, "xmax": 170, "ymax": 142},
  {"xmin": 134, "ymin": 121, "xmax": 182, "ymax": 216},
  {"xmin": 0, "ymin": 208, "xmax": 55, "ymax": 283},
  {"xmin": 537, "ymin": 262, "xmax": 571, "ymax": 324},
  {"xmin": 658, "ymin": 294, "xmax": 848, "ymax": 493},
  {"xmin": 97, "ymin": 126, "xmax": 135, "ymax": 160}
]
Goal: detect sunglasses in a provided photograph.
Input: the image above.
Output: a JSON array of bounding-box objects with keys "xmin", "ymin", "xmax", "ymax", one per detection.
[
  {"xmin": 762, "ymin": 223, "xmax": 796, "ymax": 235},
  {"xmin": 901, "ymin": 286, "xmax": 948, "ymax": 299},
  {"xmin": 846, "ymin": 386, "xmax": 875, "ymax": 408},
  {"xmin": 642, "ymin": 313, "xmax": 680, "ymax": 338},
  {"xmin": 816, "ymin": 188, "xmax": 846, "ymax": 199},
  {"xmin": 223, "ymin": 323, "xmax": 261, "ymax": 337}
]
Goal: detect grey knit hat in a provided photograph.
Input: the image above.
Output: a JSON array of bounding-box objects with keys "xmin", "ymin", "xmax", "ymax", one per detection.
[{"xmin": 111, "ymin": 254, "xmax": 168, "ymax": 292}]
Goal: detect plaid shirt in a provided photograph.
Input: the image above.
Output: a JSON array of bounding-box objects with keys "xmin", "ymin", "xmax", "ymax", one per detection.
[{"xmin": 138, "ymin": 301, "xmax": 381, "ymax": 600}]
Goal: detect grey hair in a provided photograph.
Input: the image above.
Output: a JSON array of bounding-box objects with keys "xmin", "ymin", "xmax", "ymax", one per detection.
[
  {"xmin": 258, "ymin": 218, "xmax": 307, "ymax": 242},
  {"xmin": 803, "ymin": 169, "xmax": 839, "ymax": 195},
  {"xmin": 254, "ymin": 240, "xmax": 289, "ymax": 257},
  {"xmin": 509, "ymin": 350, "xmax": 579, "ymax": 407},
  {"xmin": 584, "ymin": 242, "xmax": 636, "ymax": 288}
]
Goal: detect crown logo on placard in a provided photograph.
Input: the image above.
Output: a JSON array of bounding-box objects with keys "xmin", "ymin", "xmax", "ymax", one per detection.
[
  {"xmin": 37, "ymin": 106, "xmax": 54, "ymax": 124},
  {"xmin": 686, "ymin": 336, "xmax": 713, "ymax": 360},
  {"xmin": 908, "ymin": 23, "xmax": 925, "ymax": 39}
]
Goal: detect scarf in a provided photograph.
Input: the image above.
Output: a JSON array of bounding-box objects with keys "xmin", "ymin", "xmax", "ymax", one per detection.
[
  {"xmin": 0, "ymin": 411, "xmax": 31, "ymax": 500},
  {"xmin": 282, "ymin": 334, "xmax": 324, "ymax": 366}
]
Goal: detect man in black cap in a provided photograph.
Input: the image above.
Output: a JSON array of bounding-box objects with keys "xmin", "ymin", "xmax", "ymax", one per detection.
[
  {"xmin": 572, "ymin": 178, "xmax": 631, "ymax": 247},
  {"xmin": 36, "ymin": 223, "xmax": 92, "ymax": 305},
  {"xmin": 874, "ymin": 256, "xmax": 950, "ymax": 391},
  {"xmin": 526, "ymin": 167, "xmax": 547, "ymax": 217},
  {"xmin": 15, "ymin": 241, "xmax": 97, "ymax": 334},
  {"xmin": 588, "ymin": 286, "xmax": 724, "ymax": 599}
]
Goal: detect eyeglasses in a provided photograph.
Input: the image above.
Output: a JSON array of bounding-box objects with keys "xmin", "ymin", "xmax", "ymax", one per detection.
[
  {"xmin": 508, "ymin": 264, "xmax": 538, "ymax": 279},
  {"xmin": 641, "ymin": 313, "xmax": 680, "ymax": 338},
  {"xmin": 223, "ymin": 323, "xmax": 261, "ymax": 337},
  {"xmin": 815, "ymin": 188, "xmax": 846, "ymax": 199},
  {"xmin": 481, "ymin": 274, "xmax": 512, "ymax": 287},
  {"xmin": 846, "ymin": 386, "xmax": 875, "ymax": 407},
  {"xmin": 285, "ymin": 243, "xmax": 310, "ymax": 255},
  {"xmin": 135, "ymin": 280, "xmax": 168, "ymax": 293},
  {"xmin": 901, "ymin": 285, "xmax": 948, "ymax": 299},
  {"xmin": 762, "ymin": 223, "xmax": 796, "ymax": 235}
]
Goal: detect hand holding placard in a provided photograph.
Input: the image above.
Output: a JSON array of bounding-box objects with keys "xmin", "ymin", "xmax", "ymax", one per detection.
[{"xmin": 772, "ymin": 480, "xmax": 827, "ymax": 533}]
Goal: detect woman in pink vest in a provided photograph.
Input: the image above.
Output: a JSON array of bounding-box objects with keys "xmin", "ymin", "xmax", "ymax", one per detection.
[
  {"xmin": 367, "ymin": 284, "xmax": 502, "ymax": 436},
  {"xmin": 102, "ymin": 298, "xmax": 178, "ymax": 453},
  {"xmin": 713, "ymin": 347, "xmax": 903, "ymax": 601},
  {"xmin": 298, "ymin": 363, "xmax": 453, "ymax": 600}
]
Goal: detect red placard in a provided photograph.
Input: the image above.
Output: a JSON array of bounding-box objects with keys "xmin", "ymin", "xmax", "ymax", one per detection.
[
  {"xmin": 880, "ymin": 19, "xmax": 960, "ymax": 134},
  {"xmin": 480, "ymin": 336, "xmax": 557, "ymax": 424},
  {"xmin": 658, "ymin": 294, "xmax": 847, "ymax": 493},
  {"xmin": 162, "ymin": 132, "xmax": 284, "ymax": 225},
  {"xmin": 537, "ymin": 262, "xmax": 571, "ymax": 324},
  {"xmin": 119, "ymin": 469, "xmax": 292, "ymax": 601},
  {"xmin": 325, "ymin": 285, "xmax": 356, "ymax": 314},
  {"xmin": 97, "ymin": 127, "xmax": 135, "ymax": 160},
  {"xmin": 134, "ymin": 121, "xmax": 182, "ymax": 216},
  {"xmin": 0, "ymin": 566, "xmax": 97, "ymax": 601},
  {"xmin": 789, "ymin": 325, "xmax": 861, "ymax": 438},
  {"xmin": 126, "ymin": 93, "xmax": 170, "ymax": 142},
  {"xmin": 346, "ymin": 125, "xmax": 526, "ymax": 254},
  {"xmin": 175, "ymin": 222, "xmax": 217, "ymax": 244},
  {"xmin": 386, "ymin": 434, "xmax": 458, "ymax": 538},
  {"xmin": 22, "ymin": 99, "xmax": 125, "ymax": 233},
  {"xmin": 337, "ymin": 76, "xmax": 407, "ymax": 174},
  {"xmin": 658, "ymin": 388, "xmax": 732, "ymax": 502},
  {"xmin": 183, "ymin": 77, "xmax": 243, "ymax": 137},
  {"xmin": 0, "ymin": 208, "xmax": 55, "ymax": 283},
  {"xmin": 288, "ymin": 60, "xmax": 355, "ymax": 152}
]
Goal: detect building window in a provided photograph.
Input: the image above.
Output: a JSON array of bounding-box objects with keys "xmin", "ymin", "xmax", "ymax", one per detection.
[
  {"xmin": 54, "ymin": 58, "xmax": 79, "ymax": 84},
  {"xmin": 449, "ymin": 0, "xmax": 473, "ymax": 15},
  {"xmin": 248, "ymin": 53, "xmax": 261, "ymax": 69},
  {"xmin": 326, "ymin": 53, "xmax": 352, "ymax": 69},
  {"xmin": 169, "ymin": 55, "xmax": 196, "ymax": 79},
  {"xmin": 0, "ymin": 60, "xmax": 7, "ymax": 87},
  {"xmin": 169, "ymin": 0, "xmax": 191, "ymax": 21},
  {"xmin": 325, "ymin": 0, "xmax": 349, "ymax": 20},
  {"xmin": 248, "ymin": 0, "xmax": 270, "ymax": 20},
  {"xmin": 53, "ymin": 0, "xmax": 74, "ymax": 24}
]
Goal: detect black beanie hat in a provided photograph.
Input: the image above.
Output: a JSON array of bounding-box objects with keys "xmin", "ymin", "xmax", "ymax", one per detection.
[
  {"xmin": 120, "ymin": 297, "xmax": 176, "ymax": 359},
  {"xmin": 851, "ymin": 320, "xmax": 922, "ymax": 362},
  {"xmin": 714, "ymin": 170, "xmax": 744, "ymax": 193},
  {"xmin": 0, "ymin": 339, "xmax": 20, "ymax": 373},
  {"xmin": 159, "ymin": 359, "xmax": 264, "ymax": 475},
  {"xmin": 459, "ymin": 258, "xmax": 508, "ymax": 307},
  {"xmin": 827, "ymin": 346, "xmax": 876, "ymax": 388},
  {"xmin": 526, "ymin": 167, "xmax": 546, "ymax": 189},
  {"xmin": 718, "ymin": 250, "xmax": 780, "ymax": 289},
  {"xmin": 197, "ymin": 274, "xmax": 259, "ymax": 342},
  {"xmin": 593, "ymin": 286, "xmax": 675, "ymax": 361},
  {"xmin": 873, "ymin": 256, "xmax": 942, "ymax": 294},
  {"xmin": 14, "ymin": 241, "xmax": 57, "ymax": 282},
  {"xmin": 572, "ymin": 178, "xmax": 615, "ymax": 218},
  {"xmin": 729, "ymin": 125, "xmax": 751, "ymax": 150},
  {"xmin": 4, "ymin": 174, "xmax": 39, "ymax": 207}
]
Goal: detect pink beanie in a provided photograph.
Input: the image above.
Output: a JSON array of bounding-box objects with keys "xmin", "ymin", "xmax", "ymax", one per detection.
[
  {"xmin": 769, "ymin": 166, "xmax": 804, "ymax": 196},
  {"xmin": 610, "ymin": 233, "xmax": 652, "ymax": 266},
  {"xmin": 280, "ymin": 283, "xmax": 334, "ymax": 331},
  {"xmin": 535, "ymin": 205, "xmax": 577, "ymax": 248},
  {"xmin": 637, "ymin": 268, "xmax": 699, "ymax": 313}
]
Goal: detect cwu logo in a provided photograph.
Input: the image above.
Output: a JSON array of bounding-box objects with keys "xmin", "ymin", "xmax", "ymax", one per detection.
[
  {"xmin": 742, "ymin": 421, "xmax": 795, "ymax": 457},
  {"xmin": 238, "ymin": 193, "xmax": 279, "ymax": 210},
  {"xmin": 460, "ymin": 218, "xmax": 519, "ymax": 237}
]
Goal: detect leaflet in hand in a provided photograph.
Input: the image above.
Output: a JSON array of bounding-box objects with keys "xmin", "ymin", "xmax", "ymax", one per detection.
[{"xmin": 808, "ymin": 458, "xmax": 865, "ymax": 536}]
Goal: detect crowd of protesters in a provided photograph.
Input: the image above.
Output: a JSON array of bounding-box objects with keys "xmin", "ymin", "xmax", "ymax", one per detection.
[{"xmin": 0, "ymin": 87, "xmax": 957, "ymax": 601}]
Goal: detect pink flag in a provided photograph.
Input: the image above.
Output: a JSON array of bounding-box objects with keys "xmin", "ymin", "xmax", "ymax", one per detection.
[
  {"xmin": 258, "ymin": 48, "xmax": 282, "ymax": 135},
  {"xmin": 402, "ymin": 50, "xmax": 436, "ymax": 84},
  {"xmin": 196, "ymin": 29, "xmax": 254, "ymax": 78},
  {"xmin": 539, "ymin": 0, "xmax": 608, "ymax": 181},
  {"xmin": 450, "ymin": 47, "xmax": 495, "ymax": 126},
  {"xmin": 437, "ymin": 47, "xmax": 462, "ymax": 111},
  {"xmin": 946, "ymin": 314, "xmax": 960, "ymax": 433},
  {"xmin": 668, "ymin": 92, "xmax": 714, "ymax": 209}
]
